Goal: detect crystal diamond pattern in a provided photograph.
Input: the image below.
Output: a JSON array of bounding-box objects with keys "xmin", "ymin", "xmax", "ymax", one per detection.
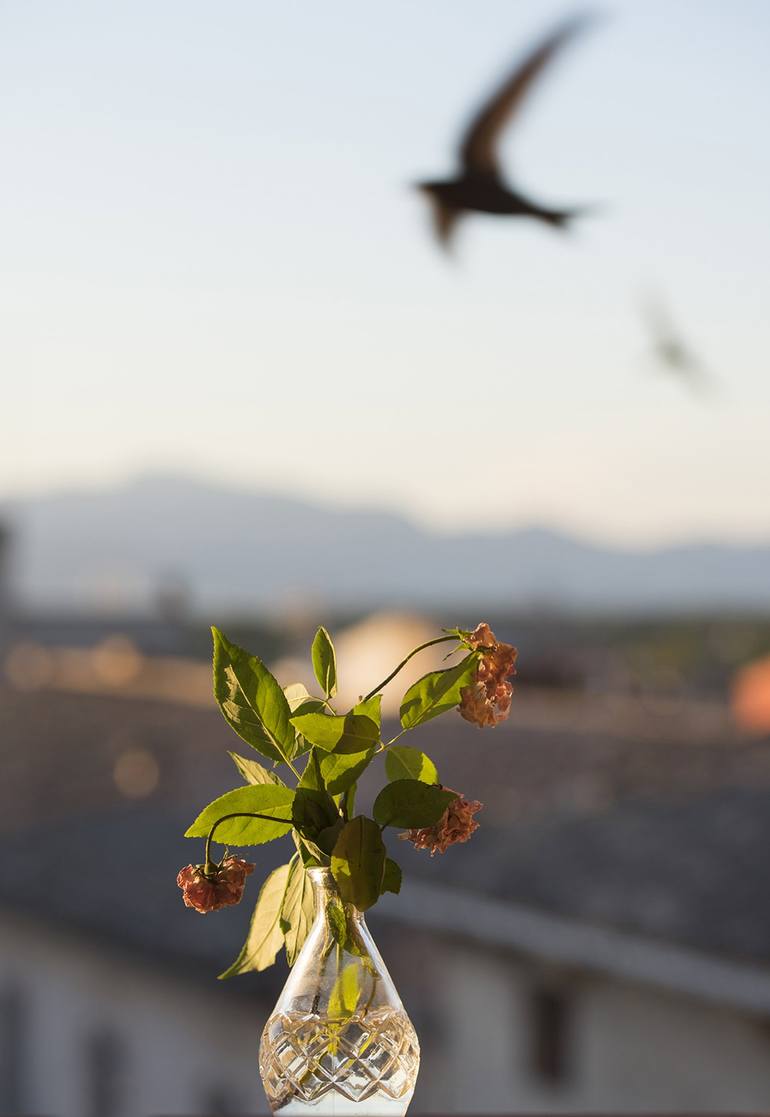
[{"xmin": 260, "ymin": 1008, "xmax": 420, "ymax": 1110}]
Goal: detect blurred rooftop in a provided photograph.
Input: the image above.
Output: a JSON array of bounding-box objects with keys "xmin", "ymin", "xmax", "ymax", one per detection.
[{"xmin": 2, "ymin": 665, "xmax": 769, "ymax": 972}]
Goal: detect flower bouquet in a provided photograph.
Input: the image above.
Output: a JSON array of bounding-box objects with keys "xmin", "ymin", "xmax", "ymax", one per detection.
[{"xmin": 178, "ymin": 621, "xmax": 517, "ymax": 1115}]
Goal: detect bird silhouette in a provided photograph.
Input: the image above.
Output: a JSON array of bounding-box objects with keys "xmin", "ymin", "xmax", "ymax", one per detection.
[
  {"xmin": 642, "ymin": 293, "xmax": 714, "ymax": 395},
  {"xmin": 417, "ymin": 12, "xmax": 599, "ymax": 248}
]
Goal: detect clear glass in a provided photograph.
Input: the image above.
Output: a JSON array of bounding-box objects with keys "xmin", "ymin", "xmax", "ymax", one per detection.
[{"xmin": 259, "ymin": 868, "xmax": 420, "ymax": 1116}]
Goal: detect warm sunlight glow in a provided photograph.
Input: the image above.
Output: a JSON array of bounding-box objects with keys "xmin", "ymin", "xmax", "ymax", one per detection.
[{"xmin": 731, "ymin": 655, "xmax": 770, "ymax": 734}]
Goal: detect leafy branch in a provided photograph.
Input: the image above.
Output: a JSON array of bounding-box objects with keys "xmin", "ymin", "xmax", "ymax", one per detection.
[{"xmin": 179, "ymin": 620, "xmax": 514, "ymax": 977}]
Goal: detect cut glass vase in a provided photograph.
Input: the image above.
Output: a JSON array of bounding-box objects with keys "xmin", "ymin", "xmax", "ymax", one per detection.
[{"xmin": 259, "ymin": 867, "xmax": 420, "ymax": 1115}]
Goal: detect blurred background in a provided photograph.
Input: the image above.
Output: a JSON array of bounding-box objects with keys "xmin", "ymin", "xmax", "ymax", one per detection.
[{"xmin": 1, "ymin": 0, "xmax": 770, "ymax": 1114}]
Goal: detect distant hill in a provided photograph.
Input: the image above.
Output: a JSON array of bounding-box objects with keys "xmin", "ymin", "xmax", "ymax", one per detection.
[{"xmin": 2, "ymin": 474, "xmax": 769, "ymax": 613}]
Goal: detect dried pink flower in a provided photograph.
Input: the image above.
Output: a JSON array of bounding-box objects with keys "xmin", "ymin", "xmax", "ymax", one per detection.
[
  {"xmin": 401, "ymin": 790, "xmax": 483, "ymax": 856},
  {"xmin": 459, "ymin": 622, "xmax": 517, "ymax": 728},
  {"xmin": 466, "ymin": 622, "xmax": 496, "ymax": 649},
  {"xmin": 177, "ymin": 856, "xmax": 255, "ymax": 913}
]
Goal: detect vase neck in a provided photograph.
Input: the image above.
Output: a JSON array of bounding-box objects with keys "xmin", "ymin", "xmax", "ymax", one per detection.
[
  {"xmin": 307, "ymin": 866, "xmax": 364, "ymax": 925},
  {"xmin": 269, "ymin": 865, "xmax": 406, "ymax": 1023}
]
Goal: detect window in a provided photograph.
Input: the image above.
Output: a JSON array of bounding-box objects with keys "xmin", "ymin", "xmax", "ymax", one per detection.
[
  {"xmin": 0, "ymin": 983, "xmax": 28, "ymax": 1113},
  {"xmin": 529, "ymin": 984, "xmax": 572, "ymax": 1086},
  {"xmin": 84, "ymin": 1026, "xmax": 125, "ymax": 1117}
]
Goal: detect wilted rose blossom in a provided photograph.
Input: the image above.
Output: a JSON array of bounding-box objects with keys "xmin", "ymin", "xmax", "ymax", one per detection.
[
  {"xmin": 401, "ymin": 791, "xmax": 483, "ymax": 856},
  {"xmin": 459, "ymin": 677, "xmax": 512, "ymax": 727},
  {"xmin": 466, "ymin": 622, "xmax": 496, "ymax": 649},
  {"xmin": 459, "ymin": 621, "xmax": 517, "ymax": 728},
  {"xmin": 177, "ymin": 856, "xmax": 255, "ymax": 913}
]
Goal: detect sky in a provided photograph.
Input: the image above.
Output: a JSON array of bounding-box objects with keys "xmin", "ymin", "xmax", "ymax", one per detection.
[{"xmin": 1, "ymin": 0, "xmax": 769, "ymax": 544}]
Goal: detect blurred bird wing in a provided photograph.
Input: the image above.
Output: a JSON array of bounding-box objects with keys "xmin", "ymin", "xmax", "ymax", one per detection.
[
  {"xmin": 642, "ymin": 292, "xmax": 677, "ymax": 342},
  {"xmin": 641, "ymin": 292, "xmax": 711, "ymax": 385},
  {"xmin": 459, "ymin": 13, "xmax": 595, "ymax": 175},
  {"xmin": 643, "ymin": 294, "xmax": 692, "ymax": 363},
  {"xmin": 428, "ymin": 198, "xmax": 461, "ymax": 248}
]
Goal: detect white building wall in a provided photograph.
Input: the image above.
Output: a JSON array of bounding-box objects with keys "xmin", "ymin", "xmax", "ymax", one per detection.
[
  {"xmin": 410, "ymin": 938, "xmax": 770, "ymax": 1114},
  {"xmin": 0, "ymin": 915, "xmax": 272, "ymax": 1116},
  {"xmin": 579, "ymin": 978, "xmax": 770, "ymax": 1113}
]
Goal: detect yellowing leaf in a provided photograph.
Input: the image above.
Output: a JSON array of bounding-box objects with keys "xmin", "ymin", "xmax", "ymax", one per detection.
[
  {"xmin": 284, "ymin": 683, "xmax": 325, "ymax": 715},
  {"xmin": 280, "ymin": 860, "xmax": 317, "ymax": 966},
  {"xmin": 229, "ymin": 752, "xmax": 284, "ymax": 787},
  {"xmin": 328, "ymin": 962, "xmax": 360, "ymax": 1019},
  {"xmin": 218, "ymin": 862, "xmax": 292, "ymax": 979}
]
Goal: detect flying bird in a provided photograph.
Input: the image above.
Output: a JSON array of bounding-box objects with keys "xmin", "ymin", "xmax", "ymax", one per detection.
[
  {"xmin": 642, "ymin": 293, "xmax": 714, "ymax": 395},
  {"xmin": 417, "ymin": 12, "xmax": 599, "ymax": 248}
]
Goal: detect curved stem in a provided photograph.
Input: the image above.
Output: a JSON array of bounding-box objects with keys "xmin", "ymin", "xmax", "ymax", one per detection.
[
  {"xmin": 204, "ymin": 811, "xmax": 290, "ymax": 872},
  {"xmin": 361, "ymin": 634, "xmax": 458, "ymax": 704},
  {"xmin": 376, "ymin": 727, "xmax": 409, "ymax": 753}
]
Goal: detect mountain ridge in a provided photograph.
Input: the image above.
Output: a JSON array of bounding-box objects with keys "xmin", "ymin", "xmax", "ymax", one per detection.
[{"xmin": 2, "ymin": 473, "xmax": 769, "ymax": 613}]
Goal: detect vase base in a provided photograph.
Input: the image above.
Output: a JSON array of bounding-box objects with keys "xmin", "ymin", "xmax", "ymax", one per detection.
[
  {"xmin": 272, "ymin": 1090, "xmax": 414, "ymax": 1116},
  {"xmin": 261, "ymin": 1007, "xmax": 419, "ymax": 1117}
]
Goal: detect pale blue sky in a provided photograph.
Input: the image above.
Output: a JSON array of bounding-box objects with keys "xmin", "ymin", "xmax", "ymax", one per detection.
[{"xmin": 1, "ymin": 0, "xmax": 768, "ymax": 543}]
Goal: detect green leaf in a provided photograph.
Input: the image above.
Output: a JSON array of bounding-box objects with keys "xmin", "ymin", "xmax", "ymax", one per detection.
[
  {"xmin": 280, "ymin": 859, "xmax": 317, "ymax": 966},
  {"xmin": 218, "ymin": 862, "xmax": 292, "ymax": 978},
  {"xmin": 343, "ymin": 782, "xmax": 357, "ymax": 819},
  {"xmin": 311, "ymin": 627, "xmax": 337, "ymax": 698},
  {"xmin": 382, "ymin": 858, "xmax": 402, "ymax": 895},
  {"xmin": 293, "ymin": 830, "xmax": 325, "ymax": 868},
  {"xmin": 219, "ymin": 693, "xmax": 280, "ymax": 761},
  {"xmin": 326, "ymin": 897, "xmax": 369, "ymax": 959},
  {"xmin": 385, "ymin": 745, "xmax": 439, "ymax": 785},
  {"xmin": 289, "ymin": 695, "xmax": 323, "ymax": 760},
  {"xmin": 299, "ymin": 749, "xmax": 325, "ymax": 791},
  {"xmin": 327, "ymin": 896, "xmax": 348, "ymax": 946},
  {"xmin": 292, "ymin": 786, "xmax": 339, "ymax": 837},
  {"xmin": 328, "ymin": 962, "xmax": 360, "ymax": 1019},
  {"xmin": 229, "ymin": 752, "xmax": 284, "ymax": 787},
  {"xmin": 284, "ymin": 682, "xmax": 325, "ymax": 715},
  {"xmin": 290, "ymin": 711, "xmax": 380, "ymax": 754},
  {"xmin": 320, "ymin": 748, "xmax": 375, "ymax": 796},
  {"xmin": 399, "ymin": 653, "xmax": 478, "ymax": 730},
  {"xmin": 185, "ymin": 784, "xmax": 295, "ymax": 845},
  {"xmin": 354, "ymin": 693, "xmax": 382, "ymax": 728},
  {"xmin": 372, "ymin": 780, "xmax": 455, "ymax": 829},
  {"xmin": 212, "ymin": 628, "xmax": 297, "ymax": 763},
  {"xmin": 331, "ymin": 816, "xmax": 386, "ymax": 912},
  {"xmin": 316, "ymin": 819, "xmax": 344, "ymax": 856}
]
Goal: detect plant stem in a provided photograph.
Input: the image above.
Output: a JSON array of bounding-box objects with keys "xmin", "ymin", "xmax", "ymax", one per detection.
[
  {"xmin": 204, "ymin": 811, "xmax": 290, "ymax": 872},
  {"xmin": 361, "ymin": 634, "xmax": 458, "ymax": 704},
  {"xmin": 377, "ymin": 727, "xmax": 409, "ymax": 753}
]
